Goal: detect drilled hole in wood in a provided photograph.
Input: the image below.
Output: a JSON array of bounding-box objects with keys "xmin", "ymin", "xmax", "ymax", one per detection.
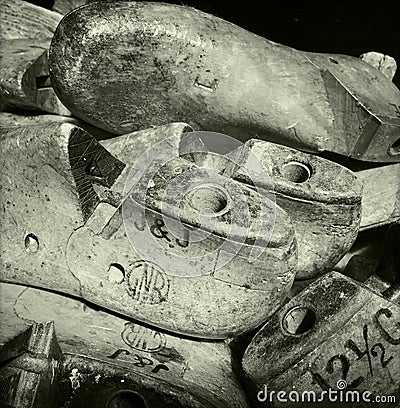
[
  {"xmin": 24, "ymin": 233, "xmax": 39, "ymax": 253},
  {"xmin": 388, "ymin": 137, "xmax": 400, "ymax": 156},
  {"xmin": 107, "ymin": 390, "xmax": 147, "ymax": 408},
  {"xmin": 329, "ymin": 57, "xmax": 339, "ymax": 64},
  {"xmin": 186, "ymin": 184, "xmax": 230, "ymax": 217},
  {"xmin": 283, "ymin": 306, "xmax": 316, "ymax": 335},
  {"xmin": 108, "ymin": 263, "xmax": 125, "ymax": 284},
  {"xmin": 281, "ymin": 161, "xmax": 312, "ymax": 183}
]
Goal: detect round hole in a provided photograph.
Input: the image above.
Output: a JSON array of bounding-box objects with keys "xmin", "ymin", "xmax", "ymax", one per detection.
[
  {"xmin": 107, "ymin": 390, "xmax": 147, "ymax": 408},
  {"xmin": 185, "ymin": 184, "xmax": 230, "ymax": 217},
  {"xmin": 329, "ymin": 57, "xmax": 339, "ymax": 64},
  {"xmin": 108, "ymin": 263, "xmax": 125, "ymax": 284},
  {"xmin": 281, "ymin": 161, "xmax": 312, "ymax": 183},
  {"xmin": 282, "ymin": 306, "xmax": 316, "ymax": 335},
  {"xmin": 388, "ymin": 137, "xmax": 400, "ymax": 156},
  {"xmin": 24, "ymin": 233, "xmax": 39, "ymax": 253}
]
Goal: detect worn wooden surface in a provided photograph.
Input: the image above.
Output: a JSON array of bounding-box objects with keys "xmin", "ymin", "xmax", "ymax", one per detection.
[
  {"xmin": 0, "ymin": 1, "xmax": 69, "ymax": 114},
  {"xmin": 360, "ymin": 52, "xmax": 397, "ymax": 81},
  {"xmin": 0, "ymin": 122, "xmax": 296, "ymax": 338},
  {"xmin": 67, "ymin": 171, "xmax": 296, "ymax": 338},
  {"xmin": 0, "ymin": 321, "xmax": 63, "ymax": 408},
  {"xmin": 234, "ymin": 139, "xmax": 362, "ymax": 280},
  {"xmin": 0, "ymin": 122, "xmax": 125, "ymax": 295},
  {"xmin": 0, "ymin": 282, "xmax": 249, "ymax": 407},
  {"xmin": 49, "ymin": 1, "xmax": 400, "ymax": 162},
  {"xmin": 242, "ymin": 271, "xmax": 400, "ymax": 407},
  {"xmin": 0, "ymin": 40, "xmax": 70, "ymax": 115},
  {"xmin": 101, "ymin": 128, "xmax": 362, "ymax": 281},
  {"xmin": 0, "ymin": 112, "xmax": 114, "ymax": 140},
  {"xmin": 357, "ymin": 164, "xmax": 400, "ymax": 230},
  {"xmin": 0, "ymin": 0, "xmax": 62, "ymax": 41}
]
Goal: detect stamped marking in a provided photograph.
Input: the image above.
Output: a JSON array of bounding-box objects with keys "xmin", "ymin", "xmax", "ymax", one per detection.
[
  {"xmin": 125, "ymin": 261, "xmax": 170, "ymax": 304},
  {"xmin": 121, "ymin": 322, "xmax": 167, "ymax": 353},
  {"xmin": 107, "ymin": 348, "xmax": 170, "ymax": 373},
  {"xmin": 308, "ymin": 307, "xmax": 399, "ymax": 390}
]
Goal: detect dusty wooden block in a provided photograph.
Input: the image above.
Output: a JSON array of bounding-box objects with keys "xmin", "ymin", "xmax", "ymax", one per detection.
[
  {"xmin": 357, "ymin": 164, "xmax": 400, "ymax": 230},
  {"xmin": 0, "ymin": 112, "xmax": 114, "ymax": 140},
  {"xmin": 0, "ymin": 1, "xmax": 69, "ymax": 114},
  {"xmin": 360, "ymin": 52, "xmax": 397, "ymax": 81},
  {"xmin": 232, "ymin": 139, "xmax": 362, "ymax": 280},
  {"xmin": 49, "ymin": 1, "xmax": 400, "ymax": 162},
  {"xmin": 0, "ymin": 122, "xmax": 296, "ymax": 338},
  {"xmin": 0, "ymin": 0, "xmax": 62, "ymax": 41},
  {"xmin": 0, "ymin": 122, "xmax": 125, "ymax": 295},
  {"xmin": 0, "ymin": 40, "xmax": 70, "ymax": 115},
  {"xmin": 242, "ymin": 271, "xmax": 400, "ymax": 407},
  {"xmin": 102, "ymin": 129, "xmax": 362, "ymax": 281},
  {"xmin": 0, "ymin": 282, "xmax": 250, "ymax": 407},
  {"xmin": 0, "ymin": 321, "xmax": 63, "ymax": 408}
]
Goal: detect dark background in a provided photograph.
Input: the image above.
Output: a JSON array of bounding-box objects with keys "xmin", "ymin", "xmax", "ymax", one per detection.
[{"xmin": 31, "ymin": 0, "xmax": 400, "ymax": 87}]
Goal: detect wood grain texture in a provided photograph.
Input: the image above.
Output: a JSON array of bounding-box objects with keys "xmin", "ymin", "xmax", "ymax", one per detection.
[
  {"xmin": 0, "ymin": 122, "xmax": 125, "ymax": 296},
  {"xmin": 242, "ymin": 271, "xmax": 400, "ymax": 406},
  {"xmin": 358, "ymin": 164, "xmax": 400, "ymax": 230},
  {"xmin": 0, "ymin": 40, "xmax": 70, "ymax": 114},
  {"xmin": 0, "ymin": 0, "xmax": 62, "ymax": 40},
  {"xmin": 0, "ymin": 112, "xmax": 114, "ymax": 140},
  {"xmin": 49, "ymin": 1, "xmax": 400, "ymax": 162},
  {"xmin": 0, "ymin": 122, "xmax": 296, "ymax": 338},
  {"xmin": 102, "ymin": 128, "xmax": 361, "ymax": 281},
  {"xmin": 0, "ymin": 282, "xmax": 250, "ymax": 408},
  {"xmin": 0, "ymin": 321, "xmax": 62, "ymax": 408}
]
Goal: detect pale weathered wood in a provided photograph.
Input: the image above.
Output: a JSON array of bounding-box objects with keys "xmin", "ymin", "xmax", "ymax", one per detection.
[
  {"xmin": 360, "ymin": 52, "xmax": 397, "ymax": 81},
  {"xmin": 0, "ymin": 122, "xmax": 297, "ymax": 338},
  {"xmin": 357, "ymin": 163, "xmax": 400, "ymax": 230},
  {"xmin": 0, "ymin": 122, "xmax": 125, "ymax": 295},
  {"xmin": 0, "ymin": 282, "xmax": 250, "ymax": 407},
  {"xmin": 234, "ymin": 139, "xmax": 362, "ymax": 280},
  {"xmin": 102, "ymin": 128, "xmax": 362, "ymax": 281},
  {"xmin": 0, "ymin": 112, "xmax": 114, "ymax": 140},
  {"xmin": 49, "ymin": 1, "xmax": 400, "ymax": 162},
  {"xmin": 0, "ymin": 40, "xmax": 70, "ymax": 114},
  {"xmin": 242, "ymin": 272, "xmax": 400, "ymax": 406},
  {"xmin": 0, "ymin": 0, "xmax": 62, "ymax": 40},
  {"xmin": 0, "ymin": 1, "xmax": 69, "ymax": 114},
  {"xmin": 52, "ymin": 0, "xmax": 99, "ymax": 15}
]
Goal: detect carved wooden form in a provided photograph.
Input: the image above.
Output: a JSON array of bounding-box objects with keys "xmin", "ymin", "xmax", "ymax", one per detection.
[
  {"xmin": 0, "ymin": 0, "xmax": 68, "ymax": 114},
  {"xmin": 242, "ymin": 271, "xmax": 400, "ymax": 407},
  {"xmin": 49, "ymin": 1, "xmax": 400, "ymax": 162},
  {"xmin": 0, "ymin": 122, "xmax": 297, "ymax": 338},
  {"xmin": 0, "ymin": 282, "xmax": 249, "ymax": 407}
]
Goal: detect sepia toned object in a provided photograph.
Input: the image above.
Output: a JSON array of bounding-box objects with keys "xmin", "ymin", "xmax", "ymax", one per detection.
[
  {"xmin": 50, "ymin": 1, "xmax": 400, "ymax": 162},
  {"xmin": 0, "ymin": 282, "xmax": 250, "ymax": 407},
  {"xmin": 360, "ymin": 52, "xmax": 397, "ymax": 81},
  {"xmin": 242, "ymin": 272, "xmax": 400, "ymax": 407},
  {"xmin": 233, "ymin": 139, "xmax": 363, "ymax": 280},
  {"xmin": 0, "ymin": 0, "xmax": 62, "ymax": 41},
  {"xmin": 357, "ymin": 164, "xmax": 400, "ymax": 230},
  {"xmin": 0, "ymin": 321, "xmax": 63, "ymax": 408},
  {"xmin": 0, "ymin": 112, "xmax": 113, "ymax": 140},
  {"xmin": 0, "ymin": 0, "xmax": 69, "ymax": 114},
  {"xmin": 102, "ymin": 129, "xmax": 362, "ymax": 281},
  {"xmin": 0, "ymin": 122, "xmax": 296, "ymax": 339},
  {"xmin": 0, "ymin": 122, "xmax": 125, "ymax": 295}
]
